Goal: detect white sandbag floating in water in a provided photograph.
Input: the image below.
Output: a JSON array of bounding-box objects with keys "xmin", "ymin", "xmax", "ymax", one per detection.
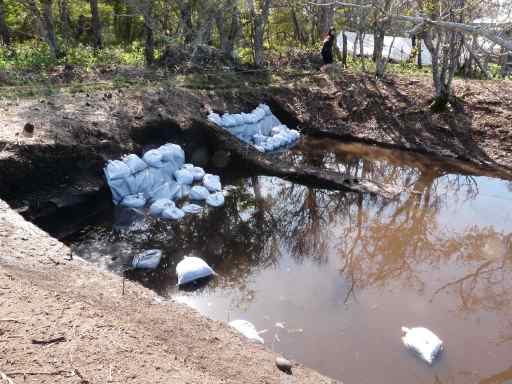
[
  {"xmin": 206, "ymin": 192, "xmax": 225, "ymax": 207},
  {"xmin": 182, "ymin": 203, "xmax": 203, "ymax": 215},
  {"xmin": 229, "ymin": 320, "xmax": 264, "ymax": 344},
  {"xmin": 120, "ymin": 193, "xmax": 146, "ymax": 209},
  {"xmin": 132, "ymin": 249, "xmax": 162, "ymax": 269},
  {"xmin": 401, "ymin": 327, "xmax": 443, "ymax": 365},
  {"xmin": 176, "ymin": 256, "xmax": 215, "ymax": 285},
  {"xmin": 190, "ymin": 185, "xmax": 210, "ymax": 201},
  {"xmin": 207, "ymin": 104, "xmax": 301, "ymax": 153},
  {"xmin": 203, "ymin": 174, "xmax": 222, "ymax": 192}
]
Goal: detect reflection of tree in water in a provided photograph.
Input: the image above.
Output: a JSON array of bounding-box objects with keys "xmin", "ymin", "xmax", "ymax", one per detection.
[
  {"xmin": 270, "ymin": 147, "xmax": 511, "ymax": 314},
  {"xmin": 74, "ymin": 140, "xmax": 512, "ymax": 315}
]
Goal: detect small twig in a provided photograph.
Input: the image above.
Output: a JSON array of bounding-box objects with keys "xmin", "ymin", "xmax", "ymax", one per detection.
[
  {"xmin": 46, "ymin": 256, "xmax": 61, "ymax": 266},
  {"xmin": 4, "ymin": 370, "xmax": 72, "ymax": 377},
  {"xmin": 31, "ymin": 336, "xmax": 67, "ymax": 345},
  {"xmin": 72, "ymin": 368, "xmax": 89, "ymax": 384},
  {"xmin": 0, "ymin": 319, "xmax": 23, "ymax": 323},
  {"xmin": 0, "ymin": 371, "xmax": 16, "ymax": 384}
]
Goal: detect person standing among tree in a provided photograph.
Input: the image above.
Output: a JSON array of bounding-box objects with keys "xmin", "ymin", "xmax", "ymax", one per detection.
[{"xmin": 321, "ymin": 27, "xmax": 337, "ymax": 65}]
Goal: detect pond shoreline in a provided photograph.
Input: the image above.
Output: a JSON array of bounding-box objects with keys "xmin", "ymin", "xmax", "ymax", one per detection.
[{"xmin": 1, "ymin": 71, "xmax": 511, "ymax": 383}]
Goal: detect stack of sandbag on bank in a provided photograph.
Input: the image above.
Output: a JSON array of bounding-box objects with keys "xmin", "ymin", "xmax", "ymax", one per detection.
[
  {"xmin": 207, "ymin": 104, "xmax": 300, "ymax": 153},
  {"xmin": 104, "ymin": 143, "xmax": 225, "ymax": 220}
]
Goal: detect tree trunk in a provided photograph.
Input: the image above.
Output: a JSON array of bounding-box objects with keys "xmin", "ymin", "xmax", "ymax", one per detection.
[
  {"xmin": 501, "ymin": 31, "xmax": 512, "ymax": 78},
  {"xmin": 198, "ymin": 118, "xmax": 397, "ymax": 199},
  {"xmin": 342, "ymin": 32, "xmax": 348, "ymax": 67},
  {"xmin": 0, "ymin": 0, "xmax": 11, "ymax": 46},
  {"xmin": 179, "ymin": 2, "xmax": 194, "ymax": 45},
  {"xmin": 90, "ymin": 0, "xmax": 102, "ymax": 49},
  {"xmin": 316, "ymin": 0, "xmax": 333, "ymax": 36},
  {"xmin": 217, "ymin": 0, "xmax": 241, "ymax": 60},
  {"xmin": 144, "ymin": 23, "xmax": 155, "ymax": 65},
  {"xmin": 247, "ymin": 0, "xmax": 271, "ymax": 67},
  {"xmin": 417, "ymin": 39, "xmax": 422, "ymax": 68},
  {"xmin": 58, "ymin": 0, "xmax": 71, "ymax": 43},
  {"xmin": 76, "ymin": 14, "xmax": 86, "ymax": 39},
  {"xmin": 42, "ymin": 0, "xmax": 60, "ymax": 58},
  {"xmin": 372, "ymin": 27, "xmax": 385, "ymax": 63}
]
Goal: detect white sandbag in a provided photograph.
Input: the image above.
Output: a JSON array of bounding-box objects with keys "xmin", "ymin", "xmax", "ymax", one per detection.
[
  {"xmin": 176, "ymin": 256, "xmax": 215, "ymax": 285},
  {"xmin": 174, "ymin": 169, "xmax": 194, "ymax": 185},
  {"xmin": 253, "ymin": 133, "xmax": 267, "ymax": 146},
  {"xmin": 191, "ymin": 166, "xmax": 205, "ymax": 181},
  {"xmin": 229, "ymin": 320, "xmax": 264, "ymax": 344},
  {"xmin": 206, "ymin": 192, "xmax": 225, "ymax": 207},
  {"xmin": 143, "ymin": 149, "xmax": 165, "ymax": 168},
  {"xmin": 105, "ymin": 160, "xmax": 131, "ymax": 181},
  {"xmin": 131, "ymin": 168, "xmax": 166, "ymax": 197},
  {"xmin": 289, "ymin": 129, "xmax": 300, "ymax": 140},
  {"xmin": 108, "ymin": 177, "xmax": 131, "ymax": 204},
  {"xmin": 190, "ymin": 185, "xmax": 210, "ymax": 201},
  {"xmin": 182, "ymin": 204, "xmax": 203, "ymax": 215},
  {"xmin": 254, "ymin": 145, "xmax": 265, "ymax": 153},
  {"xmin": 401, "ymin": 327, "xmax": 443, "ymax": 365},
  {"xmin": 120, "ymin": 193, "xmax": 146, "ymax": 209},
  {"xmin": 148, "ymin": 181, "xmax": 180, "ymax": 202},
  {"xmin": 203, "ymin": 174, "xmax": 222, "ymax": 192},
  {"xmin": 175, "ymin": 184, "xmax": 191, "ymax": 200},
  {"xmin": 123, "ymin": 154, "xmax": 148, "ymax": 174},
  {"xmin": 182, "ymin": 163, "xmax": 194, "ymax": 169},
  {"xmin": 161, "ymin": 206, "xmax": 185, "ymax": 220},
  {"xmin": 160, "ymin": 144, "xmax": 185, "ymax": 168},
  {"xmin": 208, "ymin": 112, "xmax": 222, "ymax": 126},
  {"xmin": 222, "ymin": 114, "xmax": 237, "ymax": 127},
  {"xmin": 148, "ymin": 199, "xmax": 175, "ymax": 216},
  {"xmin": 132, "ymin": 249, "xmax": 162, "ymax": 270}
]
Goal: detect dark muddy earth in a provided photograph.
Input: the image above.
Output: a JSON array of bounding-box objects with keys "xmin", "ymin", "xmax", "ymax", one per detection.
[{"xmin": 64, "ymin": 137, "xmax": 512, "ymax": 384}]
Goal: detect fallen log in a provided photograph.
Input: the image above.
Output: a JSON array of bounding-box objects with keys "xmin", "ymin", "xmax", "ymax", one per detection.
[{"xmin": 194, "ymin": 119, "xmax": 400, "ymax": 199}]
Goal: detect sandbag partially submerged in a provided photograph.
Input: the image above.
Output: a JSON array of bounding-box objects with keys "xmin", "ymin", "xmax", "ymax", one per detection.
[
  {"xmin": 104, "ymin": 143, "xmax": 226, "ymax": 220},
  {"xmin": 229, "ymin": 320, "xmax": 264, "ymax": 344},
  {"xmin": 176, "ymin": 256, "xmax": 215, "ymax": 285},
  {"xmin": 401, "ymin": 327, "xmax": 443, "ymax": 365}
]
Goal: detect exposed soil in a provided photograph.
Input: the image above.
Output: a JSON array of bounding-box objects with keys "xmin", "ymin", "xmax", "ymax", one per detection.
[
  {"xmin": 1, "ymin": 69, "xmax": 512, "ymax": 384},
  {"xmin": 0, "ymin": 200, "xmax": 338, "ymax": 384}
]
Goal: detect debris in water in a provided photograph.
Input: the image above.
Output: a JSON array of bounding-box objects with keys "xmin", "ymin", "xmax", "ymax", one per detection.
[
  {"xmin": 275, "ymin": 322, "xmax": 285, "ymax": 329},
  {"xmin": 176, "ymin": 256, "xmax": 215, "ymax": 286},
  {"xmin": 229, "ymin": 320, "xmax": 264, "ymax": 344},
  {"xmin": 401, "ymin": 326, "xmax": 443, "ymax": 365}
]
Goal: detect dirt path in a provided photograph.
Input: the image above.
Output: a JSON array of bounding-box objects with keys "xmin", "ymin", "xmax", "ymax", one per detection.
[{"xmin": 0, "ymin": 199, "xmax": 338, "ymax": 384}]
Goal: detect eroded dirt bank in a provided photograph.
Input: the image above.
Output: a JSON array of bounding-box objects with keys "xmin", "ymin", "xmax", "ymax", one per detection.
[
  {"xmin": 1, "ymin": 71, "xmax": 511, "ymax": 205},
  {"xmin": 0, "ymin": 199, "xmax": 338, "ymax": 384}
]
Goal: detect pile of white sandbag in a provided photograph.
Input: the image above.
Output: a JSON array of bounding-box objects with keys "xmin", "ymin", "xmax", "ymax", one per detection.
[
  {"xmin": 208, "ymin": 104, "xmax": 300, "ymax": 153},
  {"xmin": 104, "ymin": 143, "xmax": 225, "ymax": 219}
]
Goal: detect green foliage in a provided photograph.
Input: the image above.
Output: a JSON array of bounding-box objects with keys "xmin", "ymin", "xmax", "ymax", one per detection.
[{"xmin": 0, "ymin": 41, "xmax": 145, "ymax": 72}]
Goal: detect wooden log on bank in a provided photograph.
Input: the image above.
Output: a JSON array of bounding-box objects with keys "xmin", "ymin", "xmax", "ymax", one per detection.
[{"xmin": 194, "ymin": 119, "xmax": 399, "ymax": 199}]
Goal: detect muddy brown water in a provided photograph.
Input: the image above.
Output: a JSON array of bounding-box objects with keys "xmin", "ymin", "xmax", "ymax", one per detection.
[{"xmin": 68, "ymin": 138, "xmax": 512, "ymax": 384}]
